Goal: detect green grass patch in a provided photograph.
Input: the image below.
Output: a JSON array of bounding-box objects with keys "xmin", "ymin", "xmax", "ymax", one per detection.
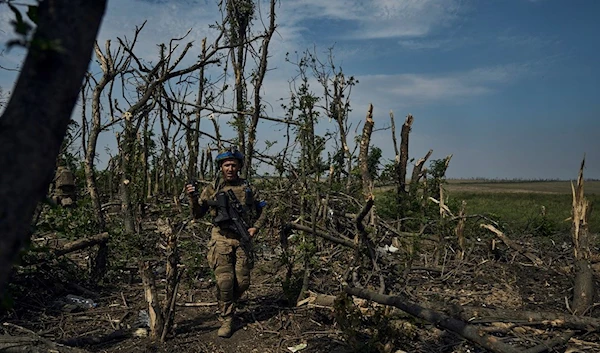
[{"xmin": 450, "ymin": 192, "xmax": 600, "ymax": 235}]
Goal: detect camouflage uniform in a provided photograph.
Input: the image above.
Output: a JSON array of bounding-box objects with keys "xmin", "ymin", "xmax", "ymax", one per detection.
[
  {"xmin": 191, "ymin": 178, "xmax": 266, "ymax": 320},
  {"xmin": 52, "ymin": 166, "xmax": 76, "ymax": 207}
]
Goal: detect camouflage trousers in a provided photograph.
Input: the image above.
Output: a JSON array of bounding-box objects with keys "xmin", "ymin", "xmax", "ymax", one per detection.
[{"xmin": 207, "ymin": 229, "xmax": 251, "ymax": 318}]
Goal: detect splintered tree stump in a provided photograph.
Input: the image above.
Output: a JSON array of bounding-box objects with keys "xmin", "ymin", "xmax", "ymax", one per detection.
[
  {"xmin": 571, "ymin": 157, "xmax": 594, "ymax": 314},
  {"xmin": 139, "ymin": 261, "xmax": 164, "ymax": 340},
  {"xmin": 397, "ymin": 114, "xmax": 413, "ymax": 196}
]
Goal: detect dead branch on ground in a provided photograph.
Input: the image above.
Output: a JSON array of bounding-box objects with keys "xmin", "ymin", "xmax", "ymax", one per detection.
[
  {"xmin": 345, "ymin": 286, "xmax": 523, "ymax": 353},
  {"xmin": 480, "ymin": 224, "xmax": 543, "ymax": 266}
]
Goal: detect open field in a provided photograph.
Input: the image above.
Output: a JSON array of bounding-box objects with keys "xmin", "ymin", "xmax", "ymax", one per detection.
[
  {"xmin": 444, "ymin": 180, "xmax": 600, "ymax": 234},
  {"xmin": 446, "ymin": 179, "xmax": 600, "ymax": 194},
  {"xmin": 376, "ymin": 180, "xmax": 600, "ymax": 234}
]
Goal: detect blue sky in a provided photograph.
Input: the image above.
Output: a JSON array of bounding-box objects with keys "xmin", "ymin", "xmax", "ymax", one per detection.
[{"xmin": 1, "ymin": 0, "xmax": 599, "ymax": 179}]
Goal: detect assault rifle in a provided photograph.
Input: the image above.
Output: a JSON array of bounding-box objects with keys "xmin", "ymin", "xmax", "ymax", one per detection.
[{"xmin": 208, "ymin": 190, "xmax": 255, "ymax": 268}]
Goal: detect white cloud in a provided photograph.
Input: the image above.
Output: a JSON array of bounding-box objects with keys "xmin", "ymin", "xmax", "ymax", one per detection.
[
  {"xmin": 280, "ymin": 0, "xmax": 465, "ymax": 40},
  {"xmin": 352, "ymin": 64, "xmax": 527, "ymax": 108}
]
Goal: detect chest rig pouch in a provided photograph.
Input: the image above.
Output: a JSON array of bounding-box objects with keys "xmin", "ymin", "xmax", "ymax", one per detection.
[{"xmin": 211, "ymin": 180, "xmax": 255, "ymax": 227}]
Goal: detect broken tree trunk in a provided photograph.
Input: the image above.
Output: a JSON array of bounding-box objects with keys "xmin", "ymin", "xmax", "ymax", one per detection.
[
  {"xmin": 0, "ymin": 0, "xmax": 107, "ymax": 296},
  {"xmin": 352, "ymin": 197, "xmax": 385, "ymax": 293},
  {"xmin": 0, "ymin": 336, "xmax": 91, "ymax": 353},
  {"xmin": 345, "ymin": 286, "xmax": 522, "ymax": 353},
  {"xmin": 287, "ymin": 223, "xmax": 356, "ymax": 249},
  {"xmin": 54, "ymin": 232, "xmax": 109, "ymax": 257},
  {"xmin": 139, "ymin": 261, "xmax": 164, "ymax": 341},
  {"xmin": 157, "ymin": 218, "xmax": 179, "ymax": 342},
  {"xmin": 481, "ymin": 224, "xmax": 543, "ymax": 266},
  {"xmin": 409, "ymin": 149, "xmax": 432, "ymax": 194},
  {"xmin": 397, "ymin": 114, "xmax": 413, "ymax": 196},
  {"xmin": 455, "ymin": 201, "xmax": 467, "ymax": 260},
  {"xmin": 455, "ymin": 306, "xmax": 600, "ymax": 331},
  {"xmin": 571, "ymin": 157, "xmax": 594, "ymax": 314},
  {"xmin": 389, "ymin": 111, "xmax": 399, "ymax": 163},
  {"xmin": 358, "ymin": 104, "xmax": 374, "ymax": 200},
  {"xmin": 23, "ymin": 232, "xmax": 109, "ymax": 266}
]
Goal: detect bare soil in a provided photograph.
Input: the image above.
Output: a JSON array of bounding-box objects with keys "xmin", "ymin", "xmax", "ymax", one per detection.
[{"xmin": 3, "ymin": 226, "xmax": 600, "ymax": 353}]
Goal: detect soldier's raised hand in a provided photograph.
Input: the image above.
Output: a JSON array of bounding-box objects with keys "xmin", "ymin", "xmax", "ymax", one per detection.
[{"xmin": 186, "ymin": 184, "xmax": 197, "ymax": 197}]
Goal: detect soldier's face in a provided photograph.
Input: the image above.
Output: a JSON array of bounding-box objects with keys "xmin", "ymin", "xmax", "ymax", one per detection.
[{"xmin": 221, "ymin": 159, "xmax": 240, "ymax": 181}]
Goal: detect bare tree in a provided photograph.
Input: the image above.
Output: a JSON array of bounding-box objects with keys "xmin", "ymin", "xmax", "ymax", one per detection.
[
  {"xmin": 84, "ymin": 34, "xmax": 138, "ymax": 229},
  {"xmin": 225, "ymin": 0, "xmax": 254, "ymax": 156},
  {"xmin": 243, "ymin": 0, "xmax": 276, "ymax": 178}
]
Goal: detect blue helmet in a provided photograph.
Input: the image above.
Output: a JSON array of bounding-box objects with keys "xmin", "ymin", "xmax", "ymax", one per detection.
[{"xmin": 215, "ymin": 147, "xmax": 244, "ymax": 166}]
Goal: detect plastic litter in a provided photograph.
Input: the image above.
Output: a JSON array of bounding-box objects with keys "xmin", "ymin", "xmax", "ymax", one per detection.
[
  {"xmin": 137, "ymin": 310, "xmax": 150, "ymax": 328},
  {"xmin": 287, "ymin": 343, "xmax": 307, "ymax": 352},
  {"xmin": 64, "ymin": 294, "xmax": 97, "ymax": 309}
]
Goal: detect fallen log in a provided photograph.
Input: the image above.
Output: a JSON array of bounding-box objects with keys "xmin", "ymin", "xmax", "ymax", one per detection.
[
  {"xmin": 176, "ymin": 301, "xmax": 218, "ymax": 307},
  {"xmin": 459, "ymin": 306, "xmax": 600, "ymax": 331},
  {"xmin": 480, "ymin": 224, "xmax": 543, "ymax": 266},
  {"xmin": 59, "ymin": 329, "xmax": 132, "ymax": 347},
  {"xmin": 22, "ymin": 232, "xmax": 110, "ymax": 265},
  {"xmin": 54, "ymin": 232, "xmax": 109, "ymax": 257},
  {"xmin": 521, "ymin": 332, "xmax": 575, "ymax": 353},
  {"xmin": 345, "ymin": 286, "xmax": 522, "ymax": 353},
  {"xmin": 0, "ymin": 335, "xmax": 90, "ymax": 353},
  {"xmin": 287, "ymin": 223, "xmax": 356, "ymax": 249}
]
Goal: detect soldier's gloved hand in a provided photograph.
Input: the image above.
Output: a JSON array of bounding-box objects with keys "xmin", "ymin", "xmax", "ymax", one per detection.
[
  {"xmin": 248, "ymin": 228, "xmax": 258, "ymax": 237},
  {"xmin": 186, "ymin": 184, "xmax": 197, "ymax": 198}
]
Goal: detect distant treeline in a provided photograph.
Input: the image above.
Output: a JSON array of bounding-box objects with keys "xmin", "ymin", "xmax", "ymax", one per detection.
[{"xmin": 447, "ymin": 178, "xmax": 600, "ymax": 183}]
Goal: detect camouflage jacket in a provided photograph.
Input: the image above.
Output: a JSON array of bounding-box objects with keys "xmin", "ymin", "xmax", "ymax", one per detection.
[{"xmin": 191, "ymin": 178, "xmax": 267, "ymax": 232}]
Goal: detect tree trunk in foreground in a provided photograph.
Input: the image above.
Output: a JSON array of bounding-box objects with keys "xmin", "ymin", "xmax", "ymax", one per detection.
[{"xmin": 0, "ymin": 0, "xmax": 107, "ymax": 296}]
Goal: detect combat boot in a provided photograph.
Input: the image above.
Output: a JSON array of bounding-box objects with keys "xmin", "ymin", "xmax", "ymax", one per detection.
[{"xmin": 217, "ymin": 316, "xmax": 234, "ymax": 338}]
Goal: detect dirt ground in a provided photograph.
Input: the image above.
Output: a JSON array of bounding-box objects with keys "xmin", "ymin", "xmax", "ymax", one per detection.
[{"xmin": 2, "ymin": 229, "xmax": 600, "ymax": 353}]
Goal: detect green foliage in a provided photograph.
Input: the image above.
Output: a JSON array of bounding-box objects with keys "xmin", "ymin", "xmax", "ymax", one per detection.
[
  {"xmin": 6, "ymin": 2, "xmax": 36, "ymax": 48},
  {"xmin": 452, "ymin": 191, "xmax": 597, "ymax": 236},
  {"xmin": 334, "ymin": 293, "xmax": 409, "ymax": 352},
  {"xmin": 368, "ymin": 146, "xmax": 382, "ymax": 180},
  {"xmin": 179, "ymin": 235, "xmax": 211, "ymax": 284},
  {"xmin": 426, "ymin": 158, "xmax": 449, "ymax": 199},
  {"xmin": 378, "ymin": 160, "xmax": 396, "ymax": 184},
  {"xmin": 37, "ymin": 198, "xmax": 101, "ymax": 241}
]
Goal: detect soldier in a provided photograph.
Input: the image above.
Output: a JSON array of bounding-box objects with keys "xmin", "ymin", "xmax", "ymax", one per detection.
[
  {"xmin": 52, "ymin": 166, "xmax": 76, "ymax": 207},
  {"xmin": 186, "ymin": 147, "xmax": 267, "ymax": 338}
]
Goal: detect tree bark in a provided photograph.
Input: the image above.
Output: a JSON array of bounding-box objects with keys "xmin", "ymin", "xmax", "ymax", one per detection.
[
  {"xmin": 187, "ymin": 38, "xmax": 207, "ymax": 181},
  {"xmin": 358, "ymin": 104, "xmax": 374, "ymax": 199},
  {"xmin": 409, "ymin": 149, "xmax": 432, "ymax": 194},
  {"xmin": 0, "ymin": 335, "xmax": 90, "ymax": 353},
  {"xmin": 84, "ymin": 41, "xmax": 117, "ymax": 230},
  {"xmin": 227, "ymin": 0, "xmax": 253, "ymax": 157},
  {"xmin": 397, "ymin": 114, "xmax": 413, "ymax": 196},
  {"xmin": 243, "ymin": 0, "xmax": 276, "ymax": 178},
  {"xmin": 571, "ymin": 157, "xmax": 594, "ymax": 314},
  {"xmin": 157, "ymin": 218, "xmax": 178, "ymax": 339},
  {"xmin": 0, "ymin": 0, "xmax": 107, "ymax": 295},
  {"xmin": 345, "ymin": 286, "xmax": 522, "ymax": 353},
  {"xmin": 119, "ymin": 115, "xmax": 137, "ymax": 235},
  {"xmin": 140, "ymin": 261, "xmax": 164, "ymax": 341},
  {"xmin": 481, "ymin": 224, "xmax": 543, "ymax": 266},
  {"xmin": 287, "ymin": 223, "xmax": 356, "ymax": 249}
]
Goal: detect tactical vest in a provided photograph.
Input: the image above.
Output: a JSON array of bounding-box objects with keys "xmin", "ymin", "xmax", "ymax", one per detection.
[{"xmin": 210, "ymin": 178, "xmax": 255, "ymax": 226}]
